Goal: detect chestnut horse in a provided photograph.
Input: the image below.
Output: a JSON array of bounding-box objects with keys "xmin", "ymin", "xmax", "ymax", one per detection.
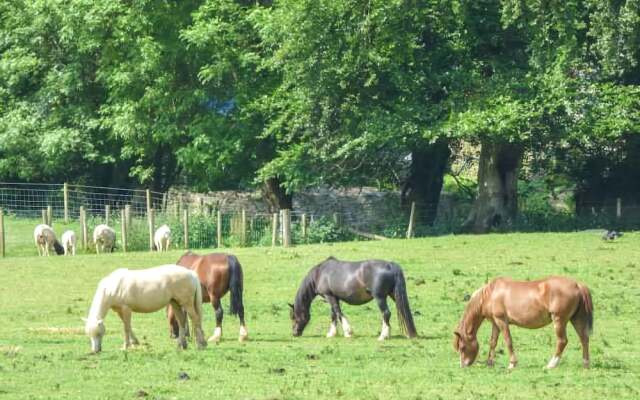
[
  {"xmin": 453, "ymin": 276, "xmax": 593, "ymax": 369},
  {"xmin": 168, "ymin": 251, "xmax": 247, "ymax": 342}
]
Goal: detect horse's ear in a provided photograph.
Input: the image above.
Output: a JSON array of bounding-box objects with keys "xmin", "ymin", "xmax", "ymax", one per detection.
[{"xmin": 453, "ymin": 331, "xmax": 462, "ymax": 351}]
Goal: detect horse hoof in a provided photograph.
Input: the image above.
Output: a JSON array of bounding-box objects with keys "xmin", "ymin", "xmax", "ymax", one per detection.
[
  {"xmin": 208, "ymin": 335, "xmax": 221, "ymax": 343},
  {"xmin": 238, "ymin": 335, "xmax": 248, "ymax": 343},
  {"xmin": 343, "ymin": 332, "xmax": 353, "ymax": 338},
  {"xmin": 486, "ymin": 360, "xmax": 495, "ymax": 367},
  {"xmin": 508, "ymin": 362, "xmax": 517, "ymax": 370}
]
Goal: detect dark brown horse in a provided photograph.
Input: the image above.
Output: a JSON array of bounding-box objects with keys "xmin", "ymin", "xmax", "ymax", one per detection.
[
  {"xmin": 453, "ymin": 276, "xmax": 593, "ymax": 369},
  {"xmin": 168, "ymin": 251, "xmax": 247, "ymax": 342}
]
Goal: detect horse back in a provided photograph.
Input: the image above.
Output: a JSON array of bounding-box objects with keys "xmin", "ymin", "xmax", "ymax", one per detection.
[{"xmin": 176, "ymin": 253, "xmax": 231, "ymax": 300}]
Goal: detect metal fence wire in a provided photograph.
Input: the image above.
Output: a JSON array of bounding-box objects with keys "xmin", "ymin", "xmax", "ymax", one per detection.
[{"xmin": 0, "ymin": 182, "xmax": 638, "ymax": 257}]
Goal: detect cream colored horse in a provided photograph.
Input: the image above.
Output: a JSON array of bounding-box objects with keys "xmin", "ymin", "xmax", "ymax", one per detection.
[
  {"xmin": 61, "ymin": 230, "xmax": 76, "ymax": 256},
  {"xmin": 84, "ymin": 265, "xmax": 207, "ymax": 353}
]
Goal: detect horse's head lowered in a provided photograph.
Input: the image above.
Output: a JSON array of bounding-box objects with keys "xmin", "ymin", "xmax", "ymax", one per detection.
[
  {"xmin": 83, "ymin": 317, "xmax": 105, "ymax": 353},
  {"xmin": 288, "ymin": 303, "xmax": 309, "ymax": 337},
  {"xmin": 453, "ymin": 330, "xmax": 479, "ymax": 367}
]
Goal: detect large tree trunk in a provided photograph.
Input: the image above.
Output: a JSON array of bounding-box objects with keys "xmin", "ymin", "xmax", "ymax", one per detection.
[
  {"xmin": 462, "ymin": 140, "xmax": 523, "ymax": 233},
  {"xmin": 263, "ymin": 176, "xmax": 293, "ymax": 212},
  {"xmin": 401, "ymin": 139, "xmax": 451, "ymax": 226}
]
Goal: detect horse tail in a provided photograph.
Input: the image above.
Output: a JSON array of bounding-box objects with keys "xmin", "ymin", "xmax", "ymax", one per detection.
[
  {"xmin": 53, "ymin": 239, "xmax": 65, "ymax": 255},
  {"xmin": 227, "ymin": 255, "xmax": 245, "ymax": 319},
  {"xmin": 574, "ymin": 284, "xmax": 594, "ymax": 335},
  {"xmin": 392, "ymin": 265, "xmax": 417, "ymax": 338},
  {"xmin": 191, "ymin": 275, "xmax": 204, "ymax": 341}
]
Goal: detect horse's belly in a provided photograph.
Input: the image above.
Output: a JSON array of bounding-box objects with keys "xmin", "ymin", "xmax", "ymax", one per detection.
[{"xmin": 508, "ymin": 312, "xmax": 552, "ymax": 329}]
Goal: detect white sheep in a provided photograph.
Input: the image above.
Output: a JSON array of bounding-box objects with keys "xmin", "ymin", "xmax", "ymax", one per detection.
[
  {"xmin": 93, "ymin": 224, "xmax": 116, "ymax": 254},
  {"xmin": 33, "ymin": 224, "xmax": 64, "ymax": 256},
  {"xmin": 154, "ymin": 224, "xmax": 171, "ymax": 252},
  {"xmin": 61, "ymin": 230, "xmax": 77, "ymax": 256}
]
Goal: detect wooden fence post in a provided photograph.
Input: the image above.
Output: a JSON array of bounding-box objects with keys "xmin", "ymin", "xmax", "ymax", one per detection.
[
  {"xmin": 63, "ymin": 182, "xmax": 69, "ymax": 224},
  {"xmin": 121, "ymin": 211, "xmax": 127, "ymax": 253},
  {"xmin": 282, "ymin": 209, "xmax": 292, "ymax": 247},
  {"xmin": 240, "ymin": 208, "xmax": 247, "ymax": 246},
  {"xmin": 183, "ymin": 208, "xmax": 189, "ymax": 249},
  {"xmin": 105, "ymin": 205, "xmax": 110, "ymax": 226},
  {"xmin": 146, "ymin": 189, "xmax": 152, "ymax": 216},
  {"xmin": 0, "ymin": 208, "xmax": 5, "ymax": 258},
  {"xmin": 406, "ymin": 202, "xmax": 416, "ymax": 239},
  {"xmin": 301, "ymin": 213, "xmax": 307, "ymax": 242},
  {"xmin": 162, "ymin": 192, "xmax": 168, "ymax": 213},
  {"xmin": 125, "ymin": 205, "xmax": 131, "ymax": 229},
  {"xmin": 42, "ymin": 209, "xmax": 47, "ymax": 225},
  {"xmin": 80, "ymin": 206, "xmax": 87, "ymax": 250},
  {"xmin": 272, "ymin": 213, "xmax": 278, "ymax": 247},
  {"xmin": 148, "ymin": 208, "xmax": 155, "ymax": 251},
  {"xmin": 216, "ymin": 210, "xmax": 222, "ymax": 248},
  {"xmin": 616, "ymin": 198, "xmax": 622, "ymax": 219},
  {"xmin": 46, "ymin": 205, "xmax": 52, "ymax": 226}
]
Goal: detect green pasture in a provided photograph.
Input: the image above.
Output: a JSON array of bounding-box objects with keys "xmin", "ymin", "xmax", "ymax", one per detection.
[{"xmin": 0, "ymin": 232, "xmax": 639, "ymax": 399}]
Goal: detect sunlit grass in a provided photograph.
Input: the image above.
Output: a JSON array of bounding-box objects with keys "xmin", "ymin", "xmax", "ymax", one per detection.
[{"xmin": 0, "ymin": 232, "xmax": 638, "ymax": 399}]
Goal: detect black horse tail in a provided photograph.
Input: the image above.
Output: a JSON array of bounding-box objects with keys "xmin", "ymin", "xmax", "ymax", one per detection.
[
  {"xmin": 392, "ymin": 265, "xmax": 417, "ymax": 338},
  {"xmin": 227, "ymin": 255, "xmax": 245, "ymax": 319},
  {"xmin": 53, "ymin": 239, "xmax": 65, "ymax": 255}
]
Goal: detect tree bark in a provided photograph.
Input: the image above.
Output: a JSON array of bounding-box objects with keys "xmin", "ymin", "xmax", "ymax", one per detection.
[
  {"xmin": 462, "ymin": 140, "xmax": 523, "ymax": 233},
  {"xmin": 263, "ymin": 176, "xmax": 293, "ymax": 212},
  {"xmin": 401, "ymin": 139, "xmax": 451, "ymax": 226}
]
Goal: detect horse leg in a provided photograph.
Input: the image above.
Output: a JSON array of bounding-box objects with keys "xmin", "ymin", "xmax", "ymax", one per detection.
[
  {"xmin": 325, "ymin": 295, "xmax": 351, "ymax": 338},
  {"xmin": 486, "ymin": 321, "xmax": 500, "ymax": 367},
  {"xmin": 546, "ymin": 315, "xmax": 569, "ymax": 369},
  {"xmin": 170, "ymin": 300, "xmax": 188, "ymax": 350},
  {"xmin": 495, "ymin": 319, "xmax": 517, "ymax": 369},
  {"xmin": 115, "ymin": 308, "xmax": 135, "ymax": 350},
  {"xmin": 208, "ymin": 296, "xmax": 223, "ymax": 343},
  {"xmin": 375, "ymin": 296, "xmax": 391, "ymax": 341},
  {"xmin": 167, "ymin": 305, "xmax": 180, "ymax": 338},
  {"xmin": 570, "ymin": 318, "xmax": 590, "ymax": 368},
  {"xmin": 183, "ymin": 301, "xmax": 207, "ymax": 350}
]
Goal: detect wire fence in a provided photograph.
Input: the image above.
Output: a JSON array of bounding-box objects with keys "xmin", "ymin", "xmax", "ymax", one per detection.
[{"xmin": 0, "ymin": 182, "xmax": 638, "ymax": 257}]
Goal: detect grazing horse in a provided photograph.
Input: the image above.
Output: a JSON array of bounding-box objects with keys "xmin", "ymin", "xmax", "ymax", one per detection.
[
  {"xmin": 93, "ymin": 224, "xmax": 116, "ymax": 254},
  {"xmin": 153, "ymin": 224, "xmax": 171, "ymax": 252},
  {"xmin": 33, "ymin": 224, "xmax": 64, "ymax": 256},
  {"xmin": 453, "ymin": 276, "xmax": 593, "ymax": 369},
  {"xmin": 167, "ymin": 251, "xmax": 247, "ymax": 342},
  {"xmin": 289, "ymin": 257, "xmax": 417, "ymax": 340},
  {"xmin": 61, "ymin": 230, "xmax": 76, "ymax": 256},
  {"xmin": 84, "ymin": 265, "xmax": 207, "ymax": 353}
]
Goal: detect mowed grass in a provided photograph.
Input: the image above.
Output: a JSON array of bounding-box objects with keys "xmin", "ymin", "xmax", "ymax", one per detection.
[{"xmin": 0, "ymin": 232, "xmax": 639, "ymax": 399}]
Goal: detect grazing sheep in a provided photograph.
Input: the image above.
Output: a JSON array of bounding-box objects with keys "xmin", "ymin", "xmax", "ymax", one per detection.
[
  {"xmin": 93, "ymin": 224, "xmax": 116, "ymax": 254},
  {"xmin": 154, "ymin": 224, "xmax": 171, "ymax": 252},
  {"xmin": 33, "ymin": 224, "xmax": 64, "ymax": 256},
  {"xmin": 61, "ymin": 230, "xmax": 76, "ymax": 256}
]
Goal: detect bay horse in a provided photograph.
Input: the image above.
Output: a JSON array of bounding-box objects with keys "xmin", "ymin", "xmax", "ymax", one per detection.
[
  {"xmin": 168, "ymin": 251, "xmax": 247, "ymax": 342},
  {"xmin": 453, "ymin": 276, "xmax": 593, "ymax": 369},
  {"xmin": 289, "ymin": 257, "xmax": 417, "ymax": 340},
  {"xmin": 83, "ymin": 265, "xmax": 207, "ymax": 353}
]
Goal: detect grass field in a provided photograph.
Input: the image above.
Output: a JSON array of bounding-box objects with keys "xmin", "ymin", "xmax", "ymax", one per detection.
[{"xmin": 0, "ymin": 232, "xmax": 639, "ymax": 399}]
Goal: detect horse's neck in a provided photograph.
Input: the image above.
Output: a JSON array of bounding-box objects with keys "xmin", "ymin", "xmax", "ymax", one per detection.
[
  {"xmin": 296, "ymin": 274, "xmax": 317, "ymax": 311},
  {"xmin": 462, "ymin": 288, "xmax": 487, "ymax": 336},
  {"xmin": 88, "ymin": 285, "xmax": 112, "ymax": 320}
]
